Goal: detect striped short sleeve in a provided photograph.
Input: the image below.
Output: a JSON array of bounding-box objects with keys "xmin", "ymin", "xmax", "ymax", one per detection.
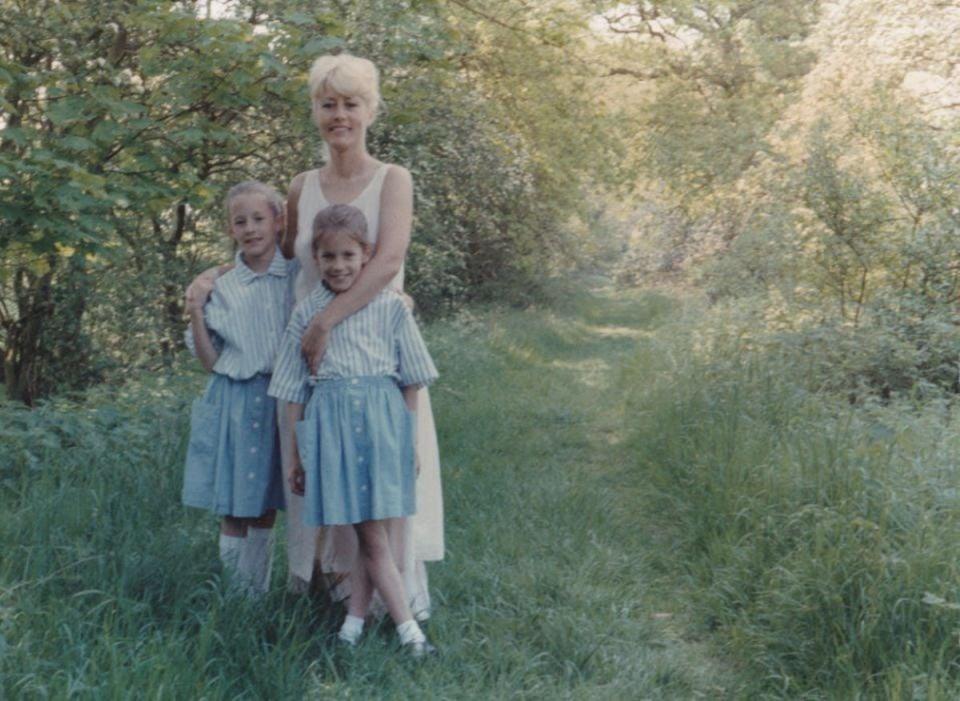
[
  {"xmin": 393, "ymin": 301, "xmax": 438, "ymax": 388},
  {"xmin": 268, "ymin": 305, "xmax": 311, "ymax": 404}
]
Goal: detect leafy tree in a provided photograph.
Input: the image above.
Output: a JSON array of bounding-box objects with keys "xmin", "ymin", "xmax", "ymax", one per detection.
[
  {"xmin": 0, "ymin": 0, "xmax": 324, "ymax": 402},
  {"xmin": 594, "ymin": 0, "xmax": 819, "ymax": 200},
  {"xmin": 2, "ymin": 0, "xmax": 619, "ymax": 402}
]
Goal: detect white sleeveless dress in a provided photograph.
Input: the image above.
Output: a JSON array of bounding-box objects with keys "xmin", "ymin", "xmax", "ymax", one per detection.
[{"xmin": 280, "ymin": 164, "xmax": 444, "ymax": 617}]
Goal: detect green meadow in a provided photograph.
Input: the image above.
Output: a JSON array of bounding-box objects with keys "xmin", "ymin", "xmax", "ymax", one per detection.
[{"xmin": 4, "ymin": 281, "xmax": 960, "ymax": 699}]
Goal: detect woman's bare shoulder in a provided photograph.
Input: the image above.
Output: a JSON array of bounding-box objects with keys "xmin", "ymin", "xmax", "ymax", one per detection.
[
  {"xmin": 288, "ymin": 170, "xmax": 312, "ymax": 192},
  {"xmin": 383, "ymin": 162, "xmax": 412, "ymax": 181},
  {"xmin": 382, "ymin": 163, "xmax": 413, "ymax": 194}
]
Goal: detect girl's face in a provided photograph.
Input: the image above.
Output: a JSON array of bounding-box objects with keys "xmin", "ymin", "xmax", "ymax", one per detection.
[
  {"xmin": 228, "ymin": 193, "xmax": 281, "ymax": 266},
  {"xmin": 311, "ymin": 87, "xmax": 373, "ymax": 151},
  {"xmin": 314, "ymin": 229, "xmax": 369, "ymax": 293}
]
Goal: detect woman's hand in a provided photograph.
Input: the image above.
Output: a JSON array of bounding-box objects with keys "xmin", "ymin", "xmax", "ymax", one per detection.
[
  {"xmin": 184, "ymin": 275, "xmax": 215, "ymax": 314},
  {"xmin": 184, "ymin": 265, "xmax": 230, "ymax": 313},
  {"xmin": 301, "ymin": 315, "xmax": 331, "ymax": 374}
]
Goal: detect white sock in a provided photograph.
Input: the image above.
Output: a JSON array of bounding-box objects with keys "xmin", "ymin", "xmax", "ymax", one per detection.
[
  {"xmin": 396, "ymin": 619, "xmax": 425, "ymax": 645},
  {"xmin": 218, "ymin": 533, "xmax": 243, "ymax": 577},
  {"xmin": 238, "ymin": 527, "xmax": 274, "ymax": 595},
  {"xmin": 338, "ymin": 614, "xmax": 365, "ymax": 644}
]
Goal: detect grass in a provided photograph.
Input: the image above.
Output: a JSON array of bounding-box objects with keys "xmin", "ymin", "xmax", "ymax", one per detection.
[
  {"xmin": 6, "ymin": 279, "xmax": 960, "ymax": 698},
  {"xmin": 1, "ymin": 282, "xmax": 735, "ymax": 699},
  {"xmin": 616, "ymin": 296, "xmax": 960, "ymax": 699}
]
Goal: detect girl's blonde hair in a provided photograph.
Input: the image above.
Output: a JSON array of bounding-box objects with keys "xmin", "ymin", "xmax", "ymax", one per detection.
[
  {"xmin": 224, "ymin": 181, "xmax": 284, "ymax": 221},
  {"xmin": 311, "ymin": 204, "xmax": 370, "ymax": 255},
  {"xmin": 307, "ymin": 54, "xmax": 381, "ymax": 121}
]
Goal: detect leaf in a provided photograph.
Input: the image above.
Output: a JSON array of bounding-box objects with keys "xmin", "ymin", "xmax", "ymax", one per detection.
[
  {"xmin": 302, "ymin": 36, "xmax": 344, "ymax": 56},
  {"xmin": 59, "ymin": 135, "xmax": 96, "ymax": 152},
  {"xmin": 45, "ymin": 97, "xmax": 90, "ymax": 126}
]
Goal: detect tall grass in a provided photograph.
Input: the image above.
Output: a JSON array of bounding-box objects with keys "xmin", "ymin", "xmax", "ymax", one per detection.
[
  {"xmin": 10, "ymin": 282, "xmax": 955, "ymax": 698},
  {"xmin": 1, "ymin": 285, "xmax": 737, "ymax": 699},
  {"xmin": 621, "ymin": 303, "xmax": 960, "ymax": 698}
]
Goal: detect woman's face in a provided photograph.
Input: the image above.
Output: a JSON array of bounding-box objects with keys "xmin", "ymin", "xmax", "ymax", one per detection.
[{"xmin": 312, "ymin": 86, "xmax": 373, "ymax": 151}]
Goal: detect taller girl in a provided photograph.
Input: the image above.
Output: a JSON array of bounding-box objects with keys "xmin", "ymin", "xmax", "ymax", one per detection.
[{"xmin": 282, "ymin": 54, "xmax": 443, "ymax": 614}]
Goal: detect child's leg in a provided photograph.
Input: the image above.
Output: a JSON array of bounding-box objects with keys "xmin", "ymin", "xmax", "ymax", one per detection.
[
  {"xmin": 355, "ymin": 520, "xmax": 431, "ymax": 651},
  {"xmin": 219, "ymin": 516, "xmax": 247, "ymax": 579},
  {"xmin": 346, "ymin": 558, "xmax": 373, "ymax": 619},
  {"xmin": 337, "ymin": 558, "xmax": 374, "ymax": 645},
  {"xmin": 220, "ymin": 516, "xmax": 248, "ymax": 537},
  {"xmin": 238, "ymin": 510, "xmax": 276, "ymax": 595}
]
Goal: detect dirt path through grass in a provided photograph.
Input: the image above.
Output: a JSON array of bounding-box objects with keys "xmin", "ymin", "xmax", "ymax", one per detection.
[{"xmin": 412, "ymin": 282, "xmax": 741, "ymax": 698}]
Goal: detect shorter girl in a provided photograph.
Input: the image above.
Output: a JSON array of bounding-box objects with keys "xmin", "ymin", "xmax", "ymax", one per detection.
[
  {"xmin": 183, "ymin": 181, "xmax": 295, "ymax": 594},
  {"xmin": 269, "ymin": 204, "xmax": 438, "ymax": 656}
]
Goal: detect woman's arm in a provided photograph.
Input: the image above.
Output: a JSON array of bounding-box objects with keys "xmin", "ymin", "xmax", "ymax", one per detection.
[
  {"xmin": 401, "ymin": 384, "xmax": 419, "ymax": 412},
  {"xmin": 185, "ymin": 263, "xmax": 233, "ymax": 303},
  {"xmin": 301, "ymin": 165, "xmax": 413, "ymax": 370},
  {"xmin": 282, "ymin": 172, "xmax": 307, "ymax": 260}
]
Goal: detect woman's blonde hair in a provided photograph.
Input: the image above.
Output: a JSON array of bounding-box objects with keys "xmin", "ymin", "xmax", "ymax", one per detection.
[{"xmin": 307, "ymin": 53, "xmax": 381, "ymax": 120}]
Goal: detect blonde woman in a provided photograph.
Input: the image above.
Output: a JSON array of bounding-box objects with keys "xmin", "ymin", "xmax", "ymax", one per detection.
[{"xmin": 283, "ymin": 54, "xmax": 443, "ymax": 622}]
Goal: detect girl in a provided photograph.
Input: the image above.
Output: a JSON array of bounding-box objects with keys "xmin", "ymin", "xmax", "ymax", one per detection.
[
  {"xmin": 182, "ymin": 181, "xmax": 294, "ymax": 595},
  {"xmin": 269, "ymin": 204, "xmax": 437, "ymax": 656}
]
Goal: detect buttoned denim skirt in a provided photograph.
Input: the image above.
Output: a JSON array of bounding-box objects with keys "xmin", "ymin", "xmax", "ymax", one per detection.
[
  {"xmin": 182, "ymin": 373, "xmax": 284, "ymax": 517},
  {"xmin": 296, "ymin": 376, "xmax": 416, "ymax": 526}
]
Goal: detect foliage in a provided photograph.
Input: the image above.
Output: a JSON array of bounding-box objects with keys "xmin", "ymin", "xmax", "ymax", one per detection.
[
  {"xmin": 695, "ymin": 91, "xmax": 960, "ymax": 396},
  {"xmin": 0, "ymin": 0, "xmax": 619, "ymax": 402},
  {"xmin": 594, "ymin": 1, "xmax": 820, "ymax": 206},
  {"xmin": 0, "ymin": 0, "xmax": 305, "ymax": 402}
]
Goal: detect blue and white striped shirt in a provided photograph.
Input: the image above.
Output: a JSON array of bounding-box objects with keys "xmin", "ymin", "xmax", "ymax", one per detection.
[
  {"xmin": 185, "ymin": 248, "xmax": 298, "ymax": 380},
  {"xmin": 268, "ymin": 286, "xmax": 438, "ymax": 404}
]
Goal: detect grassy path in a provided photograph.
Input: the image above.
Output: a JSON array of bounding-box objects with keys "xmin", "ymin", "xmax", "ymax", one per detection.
[
  {"xmin": 417, "ymin": 283, "xmax": 738, "ymax": 698},
  {"xmin": 2, "ymin": 283, "xmax": 744, "ymax": 699}
]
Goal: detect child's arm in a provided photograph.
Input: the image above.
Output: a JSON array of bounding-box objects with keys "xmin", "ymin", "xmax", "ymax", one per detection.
[
  {"xmin": 268, "ymin": 304, "xmax": 313, "ymax": 494},
  {"xmin": 401, "ymin": 384, "xmax": 421, "ymax": 475},
  {"xmin": 184, "ymin": 284, "xmax": 219, "ymax": 372},
  {"xmin": 286, "ymin": 401, "xmax": 306, "ymax": 496},
  {"xmin": 394, "ymin": 301, "xmax": 439, "ymax": 390}
]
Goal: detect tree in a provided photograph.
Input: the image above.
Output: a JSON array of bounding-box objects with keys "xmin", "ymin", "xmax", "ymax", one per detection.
[
  {"xmin": 2, "ymin": 0, "xmax": 620, "ymax": 402},
  {"xmin": 0, "ymin": 0, "xmax": 319, "ymax": 402}
]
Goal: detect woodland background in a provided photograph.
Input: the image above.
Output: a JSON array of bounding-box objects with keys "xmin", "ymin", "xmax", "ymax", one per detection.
[{"xmin": 4, "ymin": 1, "xmax": 960, "ymax": 698}]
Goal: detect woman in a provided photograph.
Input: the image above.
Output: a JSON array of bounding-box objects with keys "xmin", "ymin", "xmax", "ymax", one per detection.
[
  {"xmin": 284, "ymin": 53, "xmax": 443, "ymax": 617},
  {"xmin": 188, "ymin": 54, "xmax": 444, "ymax": 617}
]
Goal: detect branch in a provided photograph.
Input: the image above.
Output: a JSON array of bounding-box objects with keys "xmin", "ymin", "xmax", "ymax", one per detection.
[
  {"xmin": 603, "ymin": 66, "xmax": 668, "ymax": 80},
  {"xmin": 442, "ymin": 0, "xmax": 574, "ymax": 52}
]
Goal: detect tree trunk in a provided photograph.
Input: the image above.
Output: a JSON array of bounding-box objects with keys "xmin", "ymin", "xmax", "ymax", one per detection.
[{"xmin": 3, "ymin": 259, "xmax": 57, "ymax": 405}]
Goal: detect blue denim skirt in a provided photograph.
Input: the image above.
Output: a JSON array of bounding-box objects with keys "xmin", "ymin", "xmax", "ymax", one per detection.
[
  {"xmin": 296, "ymin": 376, "xmax": 416, "ymax": 526},
  {"xmin": 182, "ymin": 373, "xmax": 284, "ymax": 517}
]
